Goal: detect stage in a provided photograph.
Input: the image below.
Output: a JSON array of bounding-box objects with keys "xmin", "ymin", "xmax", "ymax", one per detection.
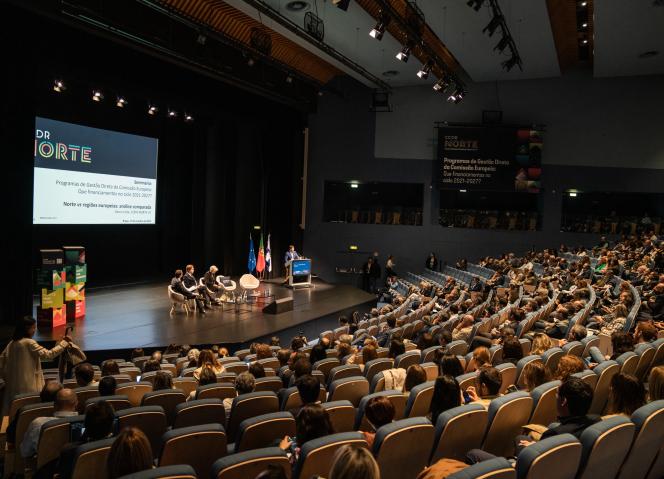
[{"xmin": 32, "ymin": 278, "xmax": 376, "ymax": 353}]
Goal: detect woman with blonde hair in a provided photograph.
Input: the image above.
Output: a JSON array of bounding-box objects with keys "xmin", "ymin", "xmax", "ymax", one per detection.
[
  {"xmin": 193, "ymin": 349, "xmax": 224, "ymax": 380},
  {"xmin": 522, "ymin": 362, "xmax": 550, "ymax": 392},
  {"xmin": 329, "ymin": 444, "xmax": 380, "ymax": 479},
  {"xmin": 649, "ymin": 366, "xmax": 664, "ymax": 401},
  {"xmin": 531, "ymin": 333, "xmax": 553, "ymax": 356}
]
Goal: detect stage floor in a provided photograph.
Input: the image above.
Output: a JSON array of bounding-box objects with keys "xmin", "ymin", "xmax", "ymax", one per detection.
[{"xmin": 33, "ymin": 278, "xmax": 375, "ymax": 352}]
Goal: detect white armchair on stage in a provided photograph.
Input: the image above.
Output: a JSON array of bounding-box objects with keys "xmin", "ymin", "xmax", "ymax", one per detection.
[
  {"xmin": 239, "ymin": 274, "xmax": 260, "ymax": 307},
  {"xmin": 217, "ymin": 275, "xmax": 237, "ymax": 302},
  {"xmin": 168, "ymin": 286, "xmax": 191, "ymax": 314}
]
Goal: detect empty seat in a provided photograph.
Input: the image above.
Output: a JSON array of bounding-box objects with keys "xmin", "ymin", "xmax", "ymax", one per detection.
[
  {"xmin": 447, "ymin": 340, "xmax": 469, "ymax": 356},
  {"xmin": 634, "ymin": 344, "xmax": 656, "ymax": 381},
  {"xmin": 514, "ymin": 433, "xmax": 581, "ymax": 479},
  {"xmin": 172, "ymin": 378, "xmax": 197, "ymax": 397},
  {"xmin": 327, "ymin": 364, "xmax": 362, "ymax": 386},
  {"xmin": 224, "ymin": 362, "xmax": 249, "ymax": 375},
  {"xmin": 482, "ymin": 392, "xmax": 533, "ymax": 457},
  {"xmin": 373, "ymin": 417, "xmax": 434, "ymax": 479},
  {"xmin": 116, "ymin": 406, "xmax": 168, "ymax": 456},
  {"xmin": 253, "ymin": 376, "xmax": 283, "ymax": 393},
  {"xmin": 227, "ymin": 391, "xmax": 279, "ymax": 442},
  {"xmin": 313, "ymin": 358, "xmax": 341, "ymax": 382},
  {"xmin": 429, "ymin": 403, "xmax": 488, "ymax": 464},
  {"xmin": 117, "ymin": 464, "xmax": 196, "ymax": 478},
  {"xmin": 355, "ymin": 391, "xmax": 407, "ymax": 430},
  {"xmin": 576, "ymin": 415, "xmax": 635, "ymax": 479},
  {"xmin": 404, "ymin": 381, "xmax": 435, "ymax": 418},
  {"xmin": 234, "ymin": 412, "xmax": 296, "ymax": 453},
  {"xmin": 158, "ymin": 423, "xmax": 226, "ymax": 477},
  {"xmin": 562, "ymin": 341, "xmax": 584, "ymax": 357},
  {"xmin": 447, "ymin": 457, "xmax": 515, "ymax": 479},
  {"xmin": 456, "ymin": 372, "xmax": 477, "ymax": 392},
  {"xmin": 363, "ymin": 358, "xmax": 394, "ymax": 384},
  {"xmin": 11, "ymin": 401, "xmax": 54, "ymax": 474},
  {"xmin": 35, "ymin": 415, "xmax": 82, "ymax": 472},
  {"xmin": 496, "ymin": 363, "xmax": 518, "ymax": 395},
  {"xmin": 327, "ymin": 376, "xmax": 369, "ymax": 407},
  {"xmin": 7, "ymin": 392, "xmax": 40, "ymax": 421},
  {"xmin": 421, "ymin": 346, "xmax": 442, "ymax": 363},
  {"xmin": 588, "ymin": 360, "xmax": 619, "ymax": 415},
  {"xmin": 69, "ymin": 437, "xmax": 115, "ymax": 479},
  {"xmin": 196, "ymin": 383, "xmax": 236, "ymax": 401},
  {"xmin": 141, "ymin": 390, "xmax": 187, "ymax": 425},
  {"xmin": 85, "ymin": 395, "xmax": 132, "ymax": 412},
  {"xmin": 116, "ymin": 382, "xmax": 153, "ymax": 407},
  {"xmin": 541, "ymin": 348, "xmax": 564, "ymax": 374},
  {"xmin": 615, "ymin": 351, "xmax": 639, "ymax": 376},
  {"xmin": 421, "ymin": 362, "xmax": 439, "ymax": 381},
  {"xmin": 515, "ymin": 356, "xmax": 543, "ymax": 389},
  {"xmin": 394, "ymin": 351, "xmax": 421, "ymax": 370},
  {"xmin": 257, "ymin": 357, "xmax": 281, "ymax": 370},
  {"xmin": 74, "ymin": 386, "xmax": 100, "ymax": 413},
  {"xmin": 173, "ymin": 399, "xmax": 226, "ymax": 430},
  {"xmin": 572, "ymin": 370, "xmax": 598, "ymax": 390},
  {"xmin": 581, "ymin": 336, "xmax": 600, "ymax": 358},
  {"xmin": 615, "ymin": 400, "xmax": 664, "ymax": 479},
  {"xmin": 321, "ymin": 400, "xmax": 355, "ymax": 433},
  {"xmin": 141, "ymin": 370, "xmax": 173, "ymax": 385},
  {"xmin": 294, "ymin": 432, "xmax": 368, "ymax": 479},
  {"xmin": 212, "ymin": 447, "xmax": 290, "ymax": 479},
  {"xmin": 529, "ymin": 380, "xmax": 561, "ymax": 427}
]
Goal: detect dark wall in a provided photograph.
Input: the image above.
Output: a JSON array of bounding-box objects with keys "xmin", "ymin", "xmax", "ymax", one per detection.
[
  {"xmin": 1, "ymin": 6, "xmax": 304, "ymax": 323},
  {"xmin": 304, "ymin": 77, "xmax": 664, "ymax": 285}
]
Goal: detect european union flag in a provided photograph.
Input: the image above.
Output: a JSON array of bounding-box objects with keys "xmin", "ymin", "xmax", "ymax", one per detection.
[{"xmin": 247, "ymin": 234, "xmax": 257, "ymax": 273}]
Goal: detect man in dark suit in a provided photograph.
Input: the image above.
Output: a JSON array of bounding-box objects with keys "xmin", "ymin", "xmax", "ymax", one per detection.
[
  {"xmin": 171, "ymin": 269, "xmax": 206, "ymax": 313},
  {"xmin": 183, "ymin": 264, "xmax": 213, "ymax": 308}
]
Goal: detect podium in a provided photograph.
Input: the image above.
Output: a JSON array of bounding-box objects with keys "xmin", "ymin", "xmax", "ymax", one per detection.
[{"xmin": 287, "ymin": 258, "xmax": 312, "ymax": 288}]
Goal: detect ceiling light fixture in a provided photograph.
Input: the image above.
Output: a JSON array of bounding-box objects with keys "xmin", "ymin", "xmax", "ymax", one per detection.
[
  {"xmin": 92, "ymin": 90, "xmax": 104, "ymax": 102},
  {"xmin": 417, "ymin": 61, "xmax": 433, "ymax": 79},
  {"xmin": 396, "ymin": 44, "xmax": 411, "ymax": 62},
  {"xmin": 184, "ymin": 113, "xmax": 194, "ymax": 122},
  {"xmin": 502, "ymin": 55, "xmax": 521, "ymax": 72},
  {"xmin": 369, "ymin": 12, "xmax": 390, "ymax": 40},
  {"xmin": 494, "ymin": 34, "xmax": 510, "ymax": 53},
  {"xmin": 447, "ymin": 88, "xmax": 466, "ymax": 104},
  {"xmin": 53, "ymin": 79, "xmax": 66, "ymax": 93},
  {"xmin": 168, "ymin": 109, "xmax": 177, "ymax": 118},
  {"xmin": 433, "ymin": 77, "xmax": 451, "ymax": 92},
  {"xmin": 466, "ymin": 0, "xmax": 486, "ymax": 11},
  {"xmin": 148, "ymin": 104, "xmax": 158, "ymax": 115},
  {"xmin": 116, "ymin": 97, "xmax": 127, "ymax": 108},
  {"xmin": 483, "ymin": 15, "xmax": 503, "ymax": 37}
]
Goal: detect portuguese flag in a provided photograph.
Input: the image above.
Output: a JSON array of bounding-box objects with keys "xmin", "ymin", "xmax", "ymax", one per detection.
[{"xmin": 256, "ymin": 233, "xmax": 266, "ymax": 273}]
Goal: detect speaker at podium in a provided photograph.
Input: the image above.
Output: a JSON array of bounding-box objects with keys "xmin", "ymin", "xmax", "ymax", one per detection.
[{"xmin": 263, "ymin": 297, "xmax": 294, "ymax": 314}]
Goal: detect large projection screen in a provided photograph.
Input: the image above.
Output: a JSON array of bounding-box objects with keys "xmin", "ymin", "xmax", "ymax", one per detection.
[{"xmin": 33, "ymin": 117, "xmax": 159, "ymax": 224}]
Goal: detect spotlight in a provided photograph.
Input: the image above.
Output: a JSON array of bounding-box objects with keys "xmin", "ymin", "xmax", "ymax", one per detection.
[
  {"xmin": 247, "ymin": 57, "xmax": 256, "ymax": 67},
  {"xmin": 582, "ymin": 39, "xmax": 588, "ymax": 44},
  {"xmin": 447, "ymin": 88, "xmax": 466, "ymax": 104},
  {"xmin": 184, "ymin": 113, "xmax": 194, "ymax": 123},
  {"xmin": 332, "ymin": 0, "xmax": 350, "ymax": 10},
  {"xmin": 196, "ymin": 33, "xmax": 207, "ymax": 45},
  {"xmin": 92, "ymin": 90, "xmax": 104, "ymax": 102},
  {"xmin": 433, "ymin": 77, "xmax": 451, "ymax": 92},
  {"xmin": 396, "ymin": 44, "xmax": 411, "ymax": 62},
  {"xmin": 417, "ymin": 61, "xmax": 433, "ymax": 79},
  {"xmin": 494, "ymin": 34, "xmax": 510, "ymax": 53},
  {"xmin": 116, "ymin": 97, "xmax": 127, "ymax": 108},
  {"xmin": 369, "ymin": 12, "xmax": 390, "ymax": 40},
  {"xmin": 581, "ymin": 22, "xmax": 588, "ymax": 28},
  {"xmin": 148, "ymin": 105, "xmax": 158, "ymax": 115},
  {"xmin": 285, "ymin": 74, "xmax": 294, "ymax": 84},
  {"xmin": 483, "ymin": 15, "xmax": 503, "ymax": 37},
  {"xmin": 466, "ymin": 0, "xmax": 485, "ymax": 11},
  {"xmin": 53, "ymin": 79, "xmax": 66, "ymax": 93},
  {"xmin": 580, "ymin": 1, "xmax": 587, "ymax": 6},
  {"xmin": 168, "ymin": 109, "xmax": 178, "ymax": 118},
  {"xmin": 502, "ymin": 54, "xmax": 521, "ymax": 71}
]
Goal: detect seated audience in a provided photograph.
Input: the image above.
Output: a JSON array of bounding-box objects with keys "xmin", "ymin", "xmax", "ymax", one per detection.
[
  {"xmin": 74, "ymin": 363, "xmax": 98, "ymax": 387},
  {"xmin": 466, "ymin": 347, "xmax": 491, "ymax": 372},
  {"xmin": 530, "ymin": 333, "xmax": 553, "ymax": 355},
  {"xmin": 329, "ymin": 444, "xmax": 381, "ymax": 479},
  {"xmin": 98, "ymin": 376, "xmax": 117, "ymax": 396},
  {"xmin": 193, "ymin": 349, "xmax": 224, "ymax": 379},
  {"xmin": 605, "ymin": 373, "xmax": 646, "ymax": 418},
  {"xmin": 189, "ymin": 367, "xmax": 218, "ymax": 401},
  {"xmin": 152, "ymin": 371, "xmax": 173, "ymax": 390},
  {"xmin": 554, "ymin": 355, "xmax": 585, "ymax": 382},
  {"xmin": 428, "ymin": 375, "xmax": 461, "ymax": 422},
  {"xmin": 403, "ymin": 364, "xmax": 427, "ymax": 394},
  {"xmin": 223, "ymin": 371, "xmax": 255, "ymax": 412},
  {"xmin": 142, "ymin": 359, "xmax": 161, "ymax": 373},
  {"xmin": 249, "ymin": 362, "xmax": 266, "ymax": 379},
  {"xmin": 521, "ymin": 362, "xmax": 550, "ymax": 392},
  {"xmin": 279, "ymin": 404, "xmax": 334, "ymax": 464},
  {"xmin": 107, "ymin": 427, "xmax": 153, "ymax": 478},
  {"xmin": 21, "ymin": 388, "xmax": 78, "ymax": 458},
  {"xmin": 466, "ymin": 367, "xmax": 502, "ymax": 408},
  {"xmin": 649, "ymin": 366, "xmax": 664, "ymax": 401},
  {"xmin": 290, "ymin": 374, "xmax": 321, "ymax": 417},
  {"xmin": 360, "ymin": 396, "xmax": 395, "ymax": 448},
  {"xmin": 499, "ymin": 337, "xmax": 524, "ymax": 365},
  {"xmin": 100, "ymin": 360, "xmax": 120, "ymax": 377},
  {"xmin": 439, "ymin": 354, "xmax": 464, "ymax": 378}
]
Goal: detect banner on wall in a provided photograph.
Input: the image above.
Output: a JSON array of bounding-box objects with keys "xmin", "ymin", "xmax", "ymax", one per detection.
[{"xmin": 437, "ymin": 125, "xmax": 543, "ymax": 192}]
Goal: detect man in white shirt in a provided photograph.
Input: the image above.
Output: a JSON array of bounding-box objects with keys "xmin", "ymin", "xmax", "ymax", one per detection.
[{"xmin": 21, "ymin": 388, "xmax": 79, "ymax": 458}]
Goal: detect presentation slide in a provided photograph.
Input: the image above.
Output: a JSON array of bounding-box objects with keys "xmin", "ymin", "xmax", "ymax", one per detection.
[{"xmin": 33, "ymin": 117, "xmax": 159, "ymax": 224}]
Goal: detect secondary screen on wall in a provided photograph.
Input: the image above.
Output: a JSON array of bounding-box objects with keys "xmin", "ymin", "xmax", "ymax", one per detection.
[{"xmin": 33, "ymin": 117, "xmax": 159, "ymax": 224}]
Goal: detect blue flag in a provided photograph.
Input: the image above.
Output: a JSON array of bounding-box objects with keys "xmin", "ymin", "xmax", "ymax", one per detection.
[{"xmin": 247, "ymin": 234, "xmax": 257, "ymax": 273}]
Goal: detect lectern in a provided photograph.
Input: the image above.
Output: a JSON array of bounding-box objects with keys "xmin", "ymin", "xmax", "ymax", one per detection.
[{"xmin": 287, "ymin": 258, "xmax": 312, "ymax": 288}]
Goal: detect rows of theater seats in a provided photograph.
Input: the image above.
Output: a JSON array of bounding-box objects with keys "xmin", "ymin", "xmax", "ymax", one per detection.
[{"xmin": 5, "ymin": 326, "xmax": 664, "ymax": 479}]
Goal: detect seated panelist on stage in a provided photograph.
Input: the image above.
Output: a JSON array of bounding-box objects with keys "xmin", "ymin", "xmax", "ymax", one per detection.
[
  {"xmin": 204, "ymin": 265, "xmax": 221, "ymax": 292},
  {"xmin": 171, "ymin": 269, "xmax": 206, "ymax": 314},
  {"xmin": 284, "ymin": 245, "xmax": 300, "ymax": 266},
  {"xmin": 183, "ymin": 264, "xmax": 213, "ymax": 306}
]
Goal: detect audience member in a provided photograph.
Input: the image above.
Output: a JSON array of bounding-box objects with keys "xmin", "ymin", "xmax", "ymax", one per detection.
[
  {"xmin": 329, "ymin": 444, "xmax": 381, "ymax": 479},
  {"xmin": 223, "ymin": 371, "xmax": 255, "ymax": 412},
  {"xmin": 98, "ymin": 376, "xmax": 117, "ymax": 396},
  {"xmin": 279, "ymin": 404, "xmax": 334, "ymax": 464},
  {"xmin": 521, "ymin": 362, "xmax": 550, "ymax": 392},
  {"xmin": 290, "ymin": 374, "xmax": 321, "ymax": 417},
  {"xmin": 107, "ymin": 427, "xmax": 153, "ymax": 478},
  {"xmin": 189, "ymin": 367, "xmax": 218, "ymax": 401},
  {"xmin": 605, "ymin": 373, "xmax": 646, "ymax": 417},
  {"xmin": 100, "ymin": 360, "xmax": 120, "ymax": 377},
  {"xmin": 194, "ymin": 349, "xmax": 224, "ymax": 379},
  {"xmin": 361, "ymin": 396, "xmax": 395, "ymax": 448},
  {"xmin": 152, "ymin": 371, "xmax": 173, "ymax": 390},
  {"xmin": 466, "ymin": 367, "xmax": 502, "ymax": 408},
  {"xmin": 439, "ymin": 354, "xmax": 464, "ymax": 378},
  {"xmin": 21, "ymin": 388, "xmax": 78, "ymax": 458},
  {"xmin": 554, "ymin": 355, "xmax": 585, "ymax": 382},
  {"xmin": 249, "ymin": 362, "xmax": 266, "ymax": 379},
  {"xmin": 403, "ymin": 364, "xmax": 427, "ymax": 393},
  {"xmin": 429, "ymin": 375, "xmax": 461, "ymax": 422}
]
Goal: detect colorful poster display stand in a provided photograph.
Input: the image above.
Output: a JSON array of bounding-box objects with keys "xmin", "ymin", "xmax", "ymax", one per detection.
[{"xmin": 37, "ymin": 246, "xmax": 86, "ymax": 329}]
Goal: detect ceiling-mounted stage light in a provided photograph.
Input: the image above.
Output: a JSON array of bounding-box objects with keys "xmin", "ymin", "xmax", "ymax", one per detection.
[
  {"xmin": 332, "ymin": 0, "xmax": 350, "ymax": 11},
  {"xmin": 502, "ymin": 54, "xmax": 521, "ymax": 71},
  {"xmin": 184, "ymin": 113, "xmax": 194, "ymax": 122},
  {"xmin": 417, "ymin": 60, "xmax": 433, "ymax": 79},
  {"xmin": 483, "ymin": 15, "xmax": 503, "ymax": 37},
  {"xmin": 433, "ymin": 77, "xmax": 451, "ymax": 92},
  {"xmin": 494, "ymin": 34, "xmax": 510, "ymax": 53},
  {"xmin": 369, "ymin": 12, "xmax": 390, "ymax": 40},
  {"xmin": 396, "ymin": 44, "xmax": 411, "ymax": 62},
  {"xmin": 92, "ymin": 90, "xmax": 104, "ymax": 102},
  {"xmin": 53, "ymin": 79, "xmax": 66, "ymax": 93},
  {"xmin": 285, "ymin": 74, "xmax": 294, "ymax": 84},
  {"xmin": 168, "ymin": 109, "xmax": 178, "ymax": 118},
  {"xmin": 116, "ymin": 96, "xmax": 127, "ymax": 108},
  {"xmin": 467, "ymin": 0, "xmax": 486, "ymax": 11},
  {"xmin": 148, "ymin": 104, "xmax": 158, "ymax": 115},
  {"xmin": 447, "ymin": 87, "xmax": 466, "ymax": 104}
]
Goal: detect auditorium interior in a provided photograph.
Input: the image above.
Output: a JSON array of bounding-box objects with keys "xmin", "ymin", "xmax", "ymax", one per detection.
[{"xmin": 1, "ymin": 0, "xmax": 664, "ymax": 478}]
